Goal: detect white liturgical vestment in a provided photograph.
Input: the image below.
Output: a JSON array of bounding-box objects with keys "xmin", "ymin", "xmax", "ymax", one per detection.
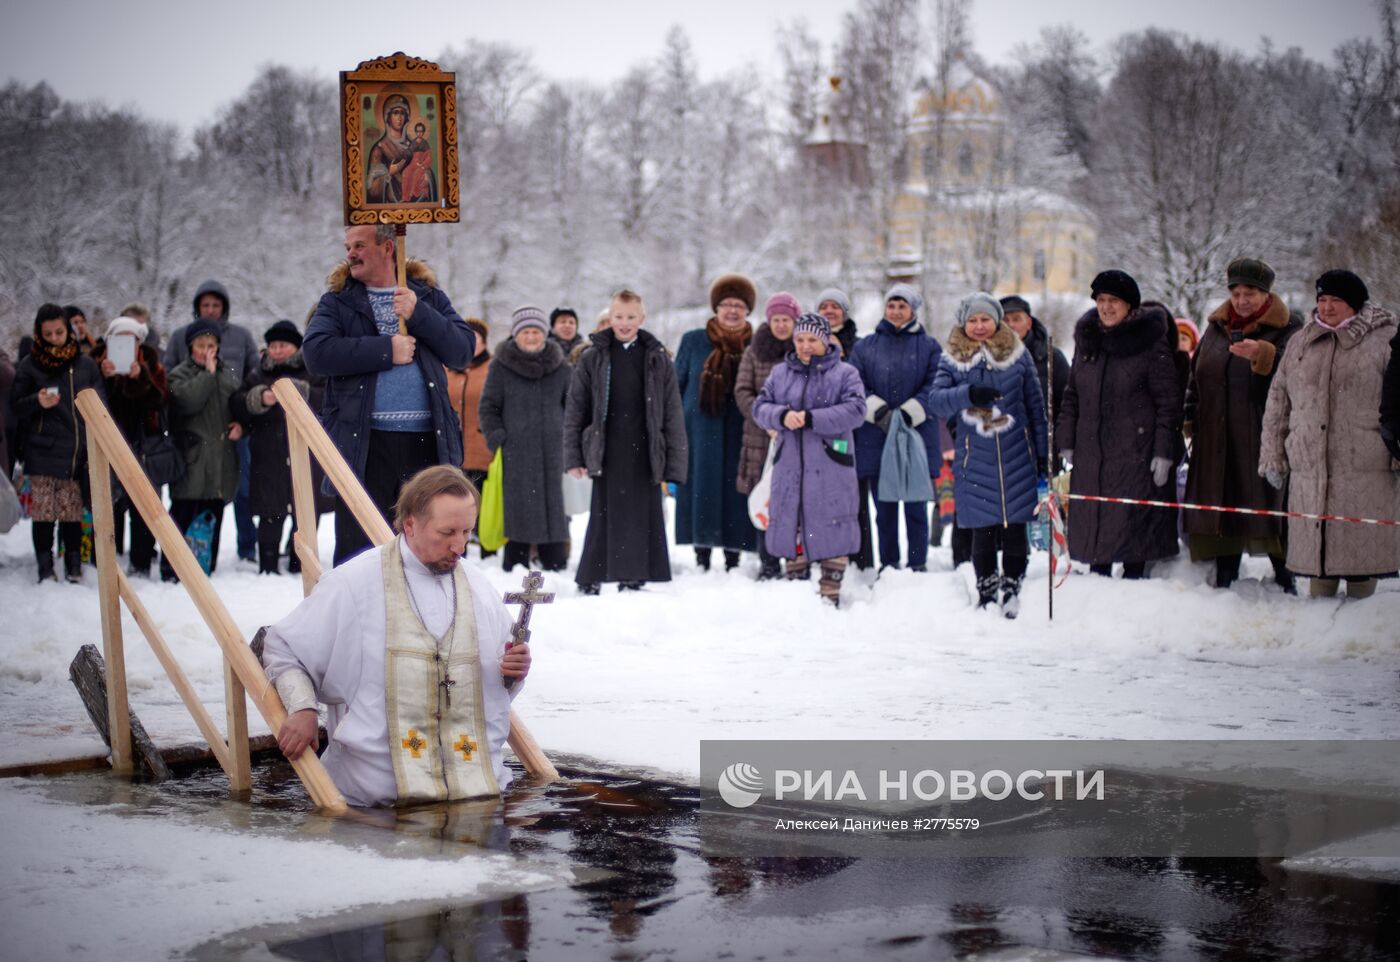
[{"xmin": 262, "ymin": 536, "xmax": 519, "ymax": 807}]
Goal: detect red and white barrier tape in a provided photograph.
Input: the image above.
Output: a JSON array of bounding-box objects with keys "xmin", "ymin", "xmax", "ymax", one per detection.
[
  {"xmin": 1064, "ymin": 494, "xmax": 1400, "ymax": 528},
  {"xmin": 1039, "ymin": 492, "xmax": 1399, "ymax": 588}
]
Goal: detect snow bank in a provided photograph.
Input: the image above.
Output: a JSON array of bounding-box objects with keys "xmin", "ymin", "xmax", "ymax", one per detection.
[{"xmin": 2, "ymin": 507, "xmax": 1396, "ymax": 781}]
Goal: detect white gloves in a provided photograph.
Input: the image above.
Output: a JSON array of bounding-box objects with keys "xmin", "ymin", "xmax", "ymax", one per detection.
[{"xmin": 898, "ymin": 398, "xmax": 927, "ymax": 428}]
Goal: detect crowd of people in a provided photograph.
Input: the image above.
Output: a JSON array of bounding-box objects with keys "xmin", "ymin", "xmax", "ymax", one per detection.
[{"xmin": 4, "ymin": 224, "xmax": 1397, "ymax": 613}]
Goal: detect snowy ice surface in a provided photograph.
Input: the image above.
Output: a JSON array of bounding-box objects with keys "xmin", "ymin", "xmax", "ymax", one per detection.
[
  {"xmin": 2, "ymin": 506, "xmax": 1398, "ymax": 778},
  {"xmin": 2, "ymin": 505, "xmax": 1398, "ymax": 956}
]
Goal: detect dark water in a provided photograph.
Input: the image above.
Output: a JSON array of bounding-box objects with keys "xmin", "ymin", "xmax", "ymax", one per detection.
[{"xmin": 163, "ymin": 757, "xmax": 1400, "ymax": 962}]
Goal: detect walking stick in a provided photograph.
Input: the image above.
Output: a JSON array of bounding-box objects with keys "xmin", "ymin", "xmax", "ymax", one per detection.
[{"xmin": 394, "ymin": 224, "xmax": 408, "ymax": 335}]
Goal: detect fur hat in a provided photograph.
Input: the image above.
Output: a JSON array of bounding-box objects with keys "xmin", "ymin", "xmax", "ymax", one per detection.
[
  {"xmin": 765, "ymin": 291, "xmax": 802, "ymax": 323},
  {"xmin": 884, "ymin": 282, "xmax": 923, "ymax": 315},
  {"xmin": 264, "ymin": 319, "xmax": 303, "ymax": 348},
  {"xmin": 465, "ymin": 317, "xmax": 489, "ymax": 340},
  {"xmin": 1175, "ymin": 318, "xmax": 1200, "ymax": 352},
  {"xmin": 999, "ymin": 295, "xmax": 1032, "ymax": 317},
  {"xmin": 510, "ymin": 305, "xmax": 549, "ymax": 337},
  {"xmin": 1315, "ymin": 269, "xmax": 1369, "ymax": 313},
  {"xmin": 709, "ymin": 273, "xmax": 757, "ymax": 313},
  {"xmin": 1090, "ymin": 270, "xmax": 1141, "ymax": 311},
  {"xmin": 184, "ymin": 317, "xmax": 222, "ymax": 349},
  {"xmin": 793, "ymin": 312, "xmax": 830, "ymax": 339},
  {"xmin": 104, "ymin": 316, "xmax": 149, "ymax": 343},
  {"xmin": 1226, "ymin": 257, "xmax": 1275, "ymax": 293},
  {"xmin": 816, "ymin": 287, "xmax": 851, "ymax": 317},
  {"xmin": 956, "ymin": 291, "xmax": 1003, "ymax": 327}
]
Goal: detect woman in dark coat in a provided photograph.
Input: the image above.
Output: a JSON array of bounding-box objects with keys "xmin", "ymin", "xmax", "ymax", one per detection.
[
  {"xmin": 930, "ymin": 293, "xmax": 1047, "ymax": 616},
  {"xmin": 674, "ymin": 273, "xmax": 760, "ymax": 570},
  {"xmin": 233, "ymin": 321, "xmax": 331, "ymax": 574},
  {"xmin": 92, "ymin": 316, "xmax": 169, "ymax": 578},
  {"xmin": 9, "ymin": 303, "xmax": 105, "ymax": 582},
  {"xmin": 478, "ymin": 307, "xmax": 572, "ymax": 572},
  {"xmin": 1183, "ymin": 258, "xmax": 1301, "ymax": 591},
  {"xmin": 753, "ymin": 313, "xmax": 866, "ymax": 606},
  {"xmin": 816, "ymin": 286, "xmax": 873, "ymax": 569},
  {"xmin": 1056, "ymin": 271, "xmax": 1181, "ymax": 577},
  {"xmin": 734, "ymin": 292, "xmax": 799, "ymax": 580}
]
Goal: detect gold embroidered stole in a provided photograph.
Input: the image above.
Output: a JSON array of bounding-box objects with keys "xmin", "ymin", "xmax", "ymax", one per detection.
[{"xmin": 382, "ymin": 540, "xmax": 500, "ymax": 804}]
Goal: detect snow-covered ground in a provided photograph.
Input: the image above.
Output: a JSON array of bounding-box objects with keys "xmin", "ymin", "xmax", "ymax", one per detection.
[
  {"xmin": 2, "ymin": 505, "xmax": 1398, "ymax": 959},
  {"xmin": 2, "ymin": 506, "xmax": 1397, "ymax": 777}
]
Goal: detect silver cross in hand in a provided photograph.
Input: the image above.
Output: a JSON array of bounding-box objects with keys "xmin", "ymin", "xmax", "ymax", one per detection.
[{"xmin": 504, "ymin": 571, "xmax": 554, "ymax": 649}]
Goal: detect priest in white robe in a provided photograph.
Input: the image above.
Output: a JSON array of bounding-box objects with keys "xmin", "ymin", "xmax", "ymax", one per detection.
[{"xmin": 262, "ymin": 465, "xmax": 531, "ymax": 807}]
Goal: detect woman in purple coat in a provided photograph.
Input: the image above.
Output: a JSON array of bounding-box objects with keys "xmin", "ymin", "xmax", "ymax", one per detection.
[{"xmin": 753, "ymin": 313, "xmax": 867, "ymax": 606}]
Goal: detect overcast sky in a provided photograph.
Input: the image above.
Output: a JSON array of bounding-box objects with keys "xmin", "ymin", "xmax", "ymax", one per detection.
[{"xmin": 2, "ymin": 0, "xmax": 1381, "ymax": 132}]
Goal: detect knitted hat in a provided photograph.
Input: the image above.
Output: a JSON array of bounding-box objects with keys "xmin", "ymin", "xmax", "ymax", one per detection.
[
  {"xmin": 1226, "ymin": 257, "xmax": 1275, "ymax": 293},
  {"xmin": 1090, "ymin": 270, "xmax": 1141, "ymax": 310},
  {"xmin": 510, "ymin": 305, "xmax": 549, "ymax": 337},
  {"xmin": 549, "ymin": 306, "xmax": 577, "ymax": 327},
  {"xmin": 264, "ymin": 319, "xmax": 303, "ymax": 348},
  {"xmin": 793, "ymin": 312, "xmax": 831, "ymax": 338},
  {"xmin": 1315, "ymin": 269, "xmax": 1369, "ymax": 313},
  {"xmin": 956, "ymin": 291, "xmax": 1004, "ymax": 326},
  {"xmin": 816, "ymin": 287, "xmax": 851, "ymax": 317},
  {"xmin": 884, "ymin": 282, "xmax": 924, "ymax": 315},
  {"xmin": 1175, "ymin": 318, "xmax": 1200, "ymax": 352},
  {"xmin": 184, "ymin": 317, "xmax": 222, "ymax": 348},
  {"xmin": 709, "ymin": 273, "xmax": 757, "ymax": 313},
  {"xmin": 105, "ymin": 316, "xmax": 149, "ymax": 343},
  {"xmin": 765, "ymin": 291, "xmax": 802, "ymax": 323},
  {"xmin": 999, "ymin": 295, "xmax": 1032, "ymax": 317}
]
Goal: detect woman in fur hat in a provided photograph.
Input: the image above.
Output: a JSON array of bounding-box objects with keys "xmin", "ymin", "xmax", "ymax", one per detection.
[
  {"xmin": 930, "ymin": 293, "xmax": 1047, "ymax": 616},
  {"xmin": 9, "ymin": 303, "xmax": 105, "ymax": 582},
  {"xmin": 1056, "ymin": 270, "xmax": 1182, "ymax": 577},
  {"xmin": 674, "ymin": 273, "xmax": 761, "ymax": 571},
  {"xmin": 1183, "ymin": 258, "xmax": 1301, "ymax": 592}
]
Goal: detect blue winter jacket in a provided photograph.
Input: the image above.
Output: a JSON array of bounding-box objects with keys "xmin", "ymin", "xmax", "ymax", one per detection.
[
  {"xmin": 848, "ymin": 318, "xmax": 944, "ymax": 479},
  {"xmin": 303, "ymin": 260, "xmax": 473, "ymax": 492},
  {"xmin": 928, "ymin": 324, "xmax": 1048, "ymax": 528}
]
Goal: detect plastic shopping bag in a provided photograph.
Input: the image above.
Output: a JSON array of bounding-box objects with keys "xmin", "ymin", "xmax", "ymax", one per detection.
[{"xmin": 478, "ymin": 448, "xmax": 506, "ymax": 552}]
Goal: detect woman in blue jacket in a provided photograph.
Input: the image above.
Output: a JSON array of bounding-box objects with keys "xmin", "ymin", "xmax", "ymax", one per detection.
[
  {"xmin": 848, "ymin": 284, "xmax": 944, "ymax": 571},
  {"xmin": 930, "ymin": 293, "xmax": 1047, "ymax": 617}
]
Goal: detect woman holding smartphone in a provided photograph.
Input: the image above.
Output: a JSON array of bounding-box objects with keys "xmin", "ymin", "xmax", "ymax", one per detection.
[{"xmin": 9, "ymin": 303, "xmax": 105, "ymax": 582}]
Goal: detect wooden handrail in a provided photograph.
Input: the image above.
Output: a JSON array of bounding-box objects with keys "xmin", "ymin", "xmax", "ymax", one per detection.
[
  {"xmin": 76, "ymin": 389, "xmax": 347, "ymax": 813},
  {"xmin": 271, "ymin": 378, "xmax": 559, "ymax": 782}
]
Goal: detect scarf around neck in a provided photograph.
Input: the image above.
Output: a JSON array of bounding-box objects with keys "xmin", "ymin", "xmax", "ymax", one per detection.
[
  {"xmin": 1227, "ymin": 294, "xmax": 1273, "ymax": 332},
  {"xmin": 31, "ymin": 335, "xmax": 78, "ymax": 373},
  {"xmin": 699, "ymin": 316, "xmax": 752, "ymax": 416}
]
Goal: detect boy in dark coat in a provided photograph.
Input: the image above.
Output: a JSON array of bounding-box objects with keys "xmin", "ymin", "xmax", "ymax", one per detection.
[{"xmin": 563, "ymin": 289, "xmax": 687, "ymax": 594}]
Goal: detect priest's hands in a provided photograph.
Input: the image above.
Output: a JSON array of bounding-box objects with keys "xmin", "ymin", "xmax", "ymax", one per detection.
[
  {"xmin": 501, "ymin": 642, "xmax": 531, "ymax": 682},
  {"xmin": 277, "ymin": 708, "xmax": 319, "ymax": 761}
]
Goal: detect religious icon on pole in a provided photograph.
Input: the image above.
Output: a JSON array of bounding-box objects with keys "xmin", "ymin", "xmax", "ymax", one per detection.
[{"xmin": 340, "ymin": 53, "xmax": 460, "ymax": 226}]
